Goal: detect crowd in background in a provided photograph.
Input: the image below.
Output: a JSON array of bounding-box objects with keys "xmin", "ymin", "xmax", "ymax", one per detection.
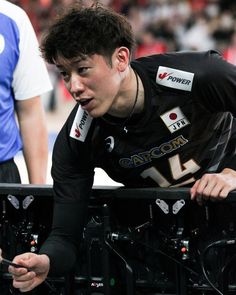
[{"xmin": 9, "ymin": 0, "xmax": 236, "ymax": 110}]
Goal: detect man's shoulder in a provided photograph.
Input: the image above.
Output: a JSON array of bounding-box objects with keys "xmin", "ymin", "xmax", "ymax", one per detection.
[
  {"xmin": 132, "ymin": 50, "xmax": 223, "ymax": 86},
  {"xmin": 133, "ymin": 50, "xmax": 221, "ymax": 67}
]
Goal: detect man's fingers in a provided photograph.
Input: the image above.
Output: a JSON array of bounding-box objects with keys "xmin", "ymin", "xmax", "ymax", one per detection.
[
  {"xmin": 12, "ymin": 271, "xmax": 35, "ymax": 282},
  {"xmin": 13, "ymin": 272, "xmax": 37, "ymax": 292},
  {"xmin": 191, "ymin": 172, "xmax": 233, "ymax": 204}
]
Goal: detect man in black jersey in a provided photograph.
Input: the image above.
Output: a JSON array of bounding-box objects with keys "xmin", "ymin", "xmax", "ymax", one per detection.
[{"xmin": 8, "ymin": 3, "xmax": 236, "ymax": 292}]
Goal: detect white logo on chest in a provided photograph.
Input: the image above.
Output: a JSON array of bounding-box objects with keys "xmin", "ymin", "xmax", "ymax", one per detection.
[{"xmin": 70, "ymin": 105, "xmax": 93, "ymax": 142}]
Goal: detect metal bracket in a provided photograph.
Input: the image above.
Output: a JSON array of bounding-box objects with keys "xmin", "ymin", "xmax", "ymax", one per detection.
[
  {"xmin": 172, "ymin": 199, "xmax": 185, "ymax": 214},
  {"xmin": 7, "ymin": 195, "xmax": 19, "ymax": 209},
  {"xmin": 155, "ymin": 199, "xmax": 169, "ymax": 214},
  {"xmin": 22, "ymin": 195, "xmax": 34, "ymax": 210}
]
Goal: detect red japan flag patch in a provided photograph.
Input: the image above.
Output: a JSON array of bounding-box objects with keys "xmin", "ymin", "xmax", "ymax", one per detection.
[{"xmin": 160, "ymin": 107, "xmax": 190, "ymax": 133}]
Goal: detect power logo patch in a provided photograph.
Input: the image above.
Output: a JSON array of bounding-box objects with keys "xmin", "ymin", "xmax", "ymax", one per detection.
[
  {"xmin": 160, "ymin": 107, "xmax": 190, "ymax": 133},
  {"xmin": 156, "ymin": 66, "xmax": 194, "ymax": 91},
  {"xmin": 70, "ymin": 105, "xmax": 93, "ymax": 142}
]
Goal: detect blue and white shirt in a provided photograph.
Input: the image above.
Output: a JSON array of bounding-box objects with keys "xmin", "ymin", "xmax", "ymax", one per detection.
[{"xmin": 0, "ymin": 0, "xmax": 52, "ymax": 162}]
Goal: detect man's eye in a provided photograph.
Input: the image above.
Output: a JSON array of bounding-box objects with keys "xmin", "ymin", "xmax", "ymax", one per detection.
[
  {"xmin": 60, "ymin": 71, "xmax": 68, "ymax": 78},
  {"xmin": 77, "ymin": 67, "xmax": 88, "ymax": 74},
  {"xmin": 60, "ymin": 71, "xmax": 70, "ymax": 82}
]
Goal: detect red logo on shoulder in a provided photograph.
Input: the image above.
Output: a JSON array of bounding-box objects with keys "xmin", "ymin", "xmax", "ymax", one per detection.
[
  {"xmin": 75, "ymin": 124, "xmax": 80, "ymax": 137},
  {"xmin": 159, "ymin": 72, "xmax": 172, "ymax": 80}
]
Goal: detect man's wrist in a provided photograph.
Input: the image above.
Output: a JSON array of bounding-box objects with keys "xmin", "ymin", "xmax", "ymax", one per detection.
[
  {"xmin": 221, "ymin": 168, "xmax": 236, "ymax": 177},
  {"xmin": 39, "ymin": 254, "xmax": 50, "ymax": 272}
]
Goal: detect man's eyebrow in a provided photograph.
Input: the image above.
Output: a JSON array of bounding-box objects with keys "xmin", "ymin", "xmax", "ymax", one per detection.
[
  {"xmin": 73, "ymin": 57, "xmax": 84, "ymax": 62},
  {"xmin": 55, "ymin": 58, "xmax": 84, "ymax": 69}
]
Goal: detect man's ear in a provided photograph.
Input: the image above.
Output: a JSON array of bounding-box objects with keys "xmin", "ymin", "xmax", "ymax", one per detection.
[{"xmin": 114, "ymin": 47, "xmax": 130, "ymax": 72}]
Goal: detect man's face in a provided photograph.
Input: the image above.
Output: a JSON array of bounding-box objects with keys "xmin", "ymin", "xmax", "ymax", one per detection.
[{"xmin": 55, "ymin": 52, "xmax": 124, "ymax": 118}]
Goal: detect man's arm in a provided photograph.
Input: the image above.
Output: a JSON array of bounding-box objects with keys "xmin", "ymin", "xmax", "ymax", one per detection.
[{"xmin": 16, "ymin": 96, "xmax": 48, "ymax": 184}]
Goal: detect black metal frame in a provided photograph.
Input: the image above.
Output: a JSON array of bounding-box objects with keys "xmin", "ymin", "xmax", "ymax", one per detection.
[{"xmin": 0, "ymin": 184, "xmax": 236, "ymax": 295}]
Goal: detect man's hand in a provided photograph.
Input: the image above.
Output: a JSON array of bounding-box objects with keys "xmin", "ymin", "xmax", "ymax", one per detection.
[
  {"xmin": 190, "ymin": 168, "xmax": 236, "ymax": 205},
  {"xmin": 8, "ymin": 253, "xmax": 50, "ymax": 292}
]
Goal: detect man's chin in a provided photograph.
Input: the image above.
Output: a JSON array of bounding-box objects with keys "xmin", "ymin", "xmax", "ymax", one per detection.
[{"xmin": 87, "ymin": 110, "xmax": 104, "ymax": 118}]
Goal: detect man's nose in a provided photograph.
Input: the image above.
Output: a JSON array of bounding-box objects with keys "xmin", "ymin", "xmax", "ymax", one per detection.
[{"xmin": 69, "ymin": 75, "xmax": 84, "ymax": 97}]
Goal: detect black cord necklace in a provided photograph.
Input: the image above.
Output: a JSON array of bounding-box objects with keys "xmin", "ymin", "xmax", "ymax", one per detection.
[
  {"xmin": 101, "ymin": 69, "xmax": 139, "ymax": 133},
  {"xmin": 123, "ymin": 69, "xmax": 139, "ymax": 132}
]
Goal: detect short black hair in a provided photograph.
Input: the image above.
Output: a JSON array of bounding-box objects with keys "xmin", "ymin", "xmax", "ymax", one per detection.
[{"xmin": 40, "ymin": 3, "xmax": 136, "ymax": 64}]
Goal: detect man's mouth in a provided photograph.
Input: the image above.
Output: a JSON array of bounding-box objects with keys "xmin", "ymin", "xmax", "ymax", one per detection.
[{"xmin": 80, "ymin": 98, "xmax": 92, "ymax": 106}]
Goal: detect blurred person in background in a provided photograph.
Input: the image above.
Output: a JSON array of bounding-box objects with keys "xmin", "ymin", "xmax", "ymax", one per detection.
[
  {"xmin": 223, "ymin": 31, "xmax": 236, "ymax": 65},
  {"xmin": 134, "ymin": 26, "xmax": 168, "ymax": 59},
  {"xmin": 0, "ymin": 0, "xmax": 52, "ymax": 184}
]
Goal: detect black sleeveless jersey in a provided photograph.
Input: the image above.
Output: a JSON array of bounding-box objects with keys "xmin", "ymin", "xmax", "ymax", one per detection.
[{"xmin": 40, "ymin": 50, "xmax": 236, "ymax": 274}]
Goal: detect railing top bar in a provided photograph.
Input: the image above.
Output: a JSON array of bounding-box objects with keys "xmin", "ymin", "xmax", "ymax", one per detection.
[{"xmin": 0, "ymin": 184, "xmax": 235, "ymax": 201}]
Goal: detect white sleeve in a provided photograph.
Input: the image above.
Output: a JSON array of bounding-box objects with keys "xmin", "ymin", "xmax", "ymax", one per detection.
[{"xmin": 12, "ymin": 7, "xmax": 52, "ymax": 100}]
